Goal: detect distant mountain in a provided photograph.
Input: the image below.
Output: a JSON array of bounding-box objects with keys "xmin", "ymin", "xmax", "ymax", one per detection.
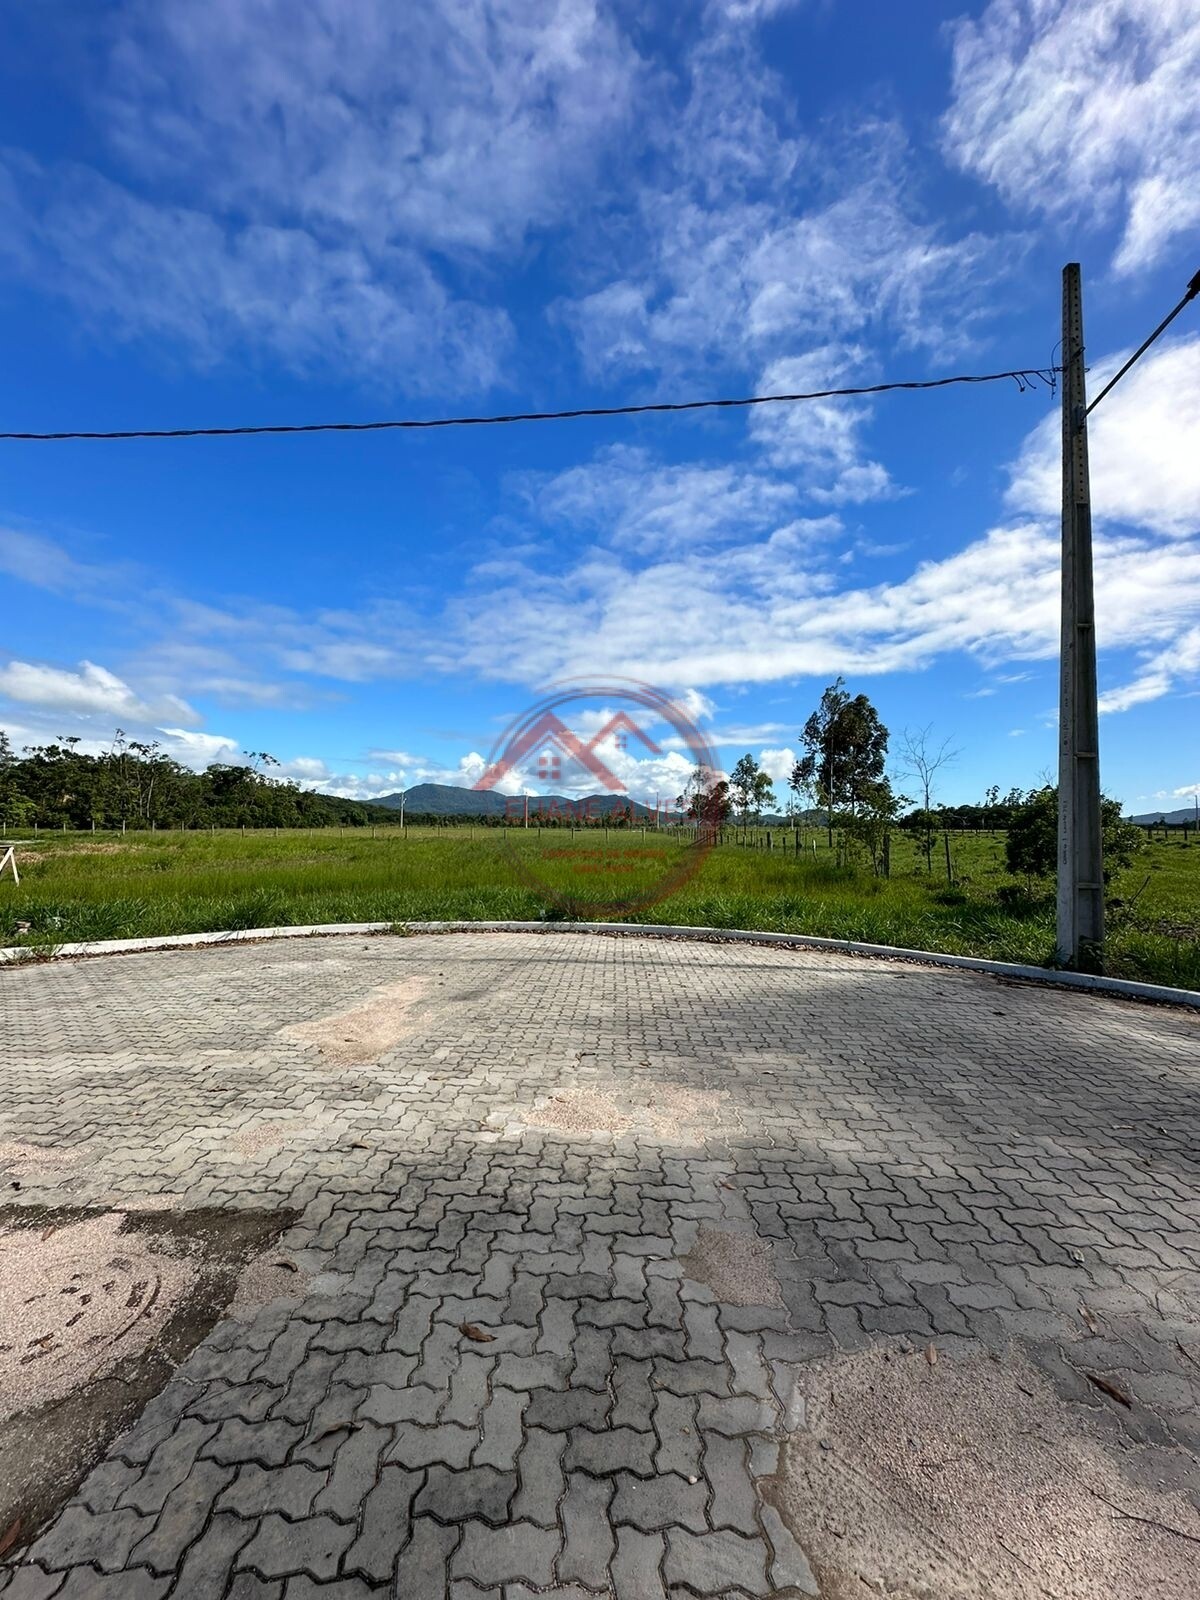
[
  {"xmin": 373, "ymin": 782, "xmax": 657, "ymax": 819},
  {"xmin": 1130, "ymin": 806, "xmax": 1200, "ymax": 826}
]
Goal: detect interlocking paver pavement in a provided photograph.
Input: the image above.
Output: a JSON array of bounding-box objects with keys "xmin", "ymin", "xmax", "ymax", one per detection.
[{"xmin": 2, "ymin": 930, "xmax": 1199, "ymax": 1597}]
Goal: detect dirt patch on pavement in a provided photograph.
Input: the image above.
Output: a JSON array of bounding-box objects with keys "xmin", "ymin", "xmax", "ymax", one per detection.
[
  {"xmin": 681, "ymin": 1225, "xmax": 785, "ymax": 1308},
  {"xmin": 0, "ymin": 1204, "xmax": 294, "ymax": 1553},
  {"xmin": 226, "ymin": 1250, "xmax": 314, "ymax": 1319},
  {"xmin": 1, "ymin": 1213, "xmax": 196, "ymax": 1420},
  {"xmin": 281, "ymin": 976, "xmax": 429, "ymax": 1063},
  {"xmin": 0, "ymin": 1143, "xmax": 78, "ymax": 1180},
  {"xmin": 766, "ymin": 1344, "xmax": 1199, "ymax": 1600},
  {"xmin": 229, "ymin": 1122, "xmax": 288, "ymax": 1156},
  {"xmin": 502, "ymin": 1081, "xmax": 735, "ymax": 1144},
  {"xmin": 525, "ymin": 1087, "xmax": 632, "ymax": 1134}
]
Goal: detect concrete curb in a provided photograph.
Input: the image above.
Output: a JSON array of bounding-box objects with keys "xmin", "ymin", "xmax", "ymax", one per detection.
[{"xmin": 2, "ymin": 917, "xmax": 1197, "ymax": 1010}]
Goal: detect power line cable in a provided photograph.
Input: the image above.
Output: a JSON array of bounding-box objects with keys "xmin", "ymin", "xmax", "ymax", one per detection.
[
  {"xmin": 1086, "ymin": 266, "xmax": 1200, "ymax": 414},
  {"xmin": 0, "ymin": 365, "xmax": 1060, "ymax": 443}
]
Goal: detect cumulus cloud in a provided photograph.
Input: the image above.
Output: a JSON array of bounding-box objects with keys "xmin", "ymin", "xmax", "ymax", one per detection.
[
  {"xmin": 758, "ymin": 746, "xmax": 796, "ymax": 783},
  {"xmin": 0, "ymin": 659, "xmax": 197, "ymax": 725},
  {"xmin": 943, "ymin": 0, "xmax": 1200, "ymax": 274},
  {"xmin": 1007, "ymin": 337, "xmax": 1200, "ymax": 537},
  {"xmin": 156, "ymin": 727, "xmax": 240, "ymax": 766},
  {"xmin": 676, "ymin": 688, "xmax": 718, "ymax": 724}
]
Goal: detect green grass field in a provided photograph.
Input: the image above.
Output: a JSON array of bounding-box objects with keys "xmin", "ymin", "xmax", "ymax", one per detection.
[{"xmin": 2, "ymin": 824, "xmax": 1197, "ymax": 988}]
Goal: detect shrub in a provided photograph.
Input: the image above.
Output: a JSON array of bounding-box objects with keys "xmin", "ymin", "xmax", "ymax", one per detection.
[{"xmin": 1005, "ymin": 786, "xmax": 1144, "ymax": 883}]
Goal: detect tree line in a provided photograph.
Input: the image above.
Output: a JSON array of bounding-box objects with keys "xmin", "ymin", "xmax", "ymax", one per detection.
[{"xmin": 0, "ymin": 731, "xmax": 393, "ymax": 830}]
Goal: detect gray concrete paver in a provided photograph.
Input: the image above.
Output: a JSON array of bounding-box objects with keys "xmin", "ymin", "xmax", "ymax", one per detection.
[{"xmin": 3, "ymin": 931, "xmax": 1200, "ymax": 1596}]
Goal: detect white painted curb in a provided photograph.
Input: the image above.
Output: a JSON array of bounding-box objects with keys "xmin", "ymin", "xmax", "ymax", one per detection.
[{"xmin": 1, "ymin": 918, "xmax": 1197, "ymax": 1010}]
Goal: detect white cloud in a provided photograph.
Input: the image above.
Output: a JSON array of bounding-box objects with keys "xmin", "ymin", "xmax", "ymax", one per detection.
[
  {"xmin": 1007, "ymin": 337, "xmax": 1200, "ymax": 538},
  {"xmin": 676, "ymin": 688, "xmax": 718, "ymax": 724},
  {"xmin": 156, "ymin": 727, "xmax": 240, "ymax": 767},
  {"xmin": 1, "ymin": 0, "xmax": 645, "ymax": 386},
  {"xmin": 0, "ymin": 157, "xmax": 511, "ymax": 391},
  {"xmin": 559, "ymin": 62, "xmax": 1017, "ymax": 388},
  {"xmin": 366, "ymin": 749, "xmax": 422, "ymax": 767},
  {"xmin": 102, "ymin": 0, "xmax": 644, "ymax": 256},
  {"xmin": 1097, "ymin": 673, "xmax": 1171, "ymax": 715},
  {"xmin": 1098, "ymin": 624, "xmax": 1200, "ymax": 714},
  {"xmin": 749, "ymin": 347, "xmax": 903, "ymax": 504},
  {"xmin": 758, "ymin": 746, "xmax": 796, "ymax": 782},
  {"xmin": 321, "ymin": 749, "xmax": 499, "ymax": 801},
  {"xmin": 317, "ymin": 771, "xmax": 407, "ymax": 802},
  {"xmin": 562, "ymin": 176, "xmax": 1009, "ymax": 381},
  {"xmin": 162, "ymin": 596, "xmax": 419, "ymax": 688},
  {"xmin": 0, "ymin": 527, "xmax": 135, "ymax": 599},
  {"xmin": 527, "ymin": 446, "xmax": 807, "ymax": 550},
  {"xmin": 1003, "ymin": 335, "xmax": 1200, "ymax": 715},
  {"xmin": 0, "ymin": 695, "xmax": 238, "ymax": 772},
  {"xmin": 943, "ymin": 0, "xmax": 1200, "ymax": 274},
  {"xmin": 445, "ymin": 485, "xmax": 1200, "ymax": 705},
  {"xmin": 275, "ymin": 755, "xmax": 330, "ymax": 783},
  {"xmin": 551, "ymin": 22, "xmax": 1012, "ymax": 506},
  {"xmin": 0, "ymin": 659, "xmax": 197, "ymax": 724}
]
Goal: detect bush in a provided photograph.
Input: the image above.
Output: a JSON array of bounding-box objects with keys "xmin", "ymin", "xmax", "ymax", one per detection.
[{"xmin": 1005, "ymin": 786, "xmax": 1144, "ymax": 883}]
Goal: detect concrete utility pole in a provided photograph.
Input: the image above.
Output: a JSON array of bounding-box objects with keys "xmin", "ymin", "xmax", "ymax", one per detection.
[{"xmin": 1057, "ymin": 264, "xmax": 1104, "ymax": 969}]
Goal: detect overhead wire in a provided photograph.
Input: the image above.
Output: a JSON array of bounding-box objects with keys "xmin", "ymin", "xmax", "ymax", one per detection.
[
  {"xmin": 1086, "ymin": 266, "xmax": 1200, "ymax": 414},
  {"xmin": 0, "ymin": 364, "xmax": 1061, "ymax": 443},
  {"xmin": 5, "ymin": 266, "xmax": 1198, "ymax": 441}
]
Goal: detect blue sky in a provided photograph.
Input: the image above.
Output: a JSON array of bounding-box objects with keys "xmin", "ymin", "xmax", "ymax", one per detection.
[{"xmin": 1, "ymin": 0, "xmax": 1198, "ymax": 812}]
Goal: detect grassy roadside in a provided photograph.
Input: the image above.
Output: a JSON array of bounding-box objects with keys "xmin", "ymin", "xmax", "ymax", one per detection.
[{"xmin": 2, "ymin": 826, "xmax": 1196, "ymax": 988}]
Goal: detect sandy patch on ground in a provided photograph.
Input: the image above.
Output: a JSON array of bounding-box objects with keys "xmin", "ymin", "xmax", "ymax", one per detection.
[
  {"xmin": 502, "ymin": 1081, "xmax": 736, "ymax": 1145},
  {"xmin": 0, "ymin": 1204, "xmax": 293, "ymax": 1553},
  {"xmin": 0, "ymin": 1144, "xmax": 77, "ymax": 1180},
  {"xmin": 525, "ymin": 1087, "xmax": 632, "ymax": 1134},
  {"xmin": 681, "ymin": 1224, "xmax": 785, "ymax": 1308},
  {"xmin": 229, "ymin": 1122, "xmax": 288, "ymax": 1156},
  {"xmin": 767, "ymin": 1344, "xmax": 1199, "ymax": 1600},
  {"xmin": 281, "ymin": 977, "xmax": 428, "ymax": 1064},
  {"xmin": 226, "ymin": 1250, "xmax": 314, "ymax": 1319},
  {"xmin": 0, "ymin": 1213, "xmax": 196, "ymax": 1421}
]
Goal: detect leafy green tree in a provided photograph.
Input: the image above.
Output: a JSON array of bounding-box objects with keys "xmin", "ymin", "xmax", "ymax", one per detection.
[
  {"xmin": 0, "ymin": 732, "xmax": 16, "ymax": 825},
  {"xmin": 676, "ymin": 766, "xmax": 732, "ymax": 829},
  {"xmin": 1005, "ymin": 786, "xmax": 1145, "ymax": 884},
  {"xmin": 792, "ymin": 678, "xmax": 890, "ymax": 846},
  {"xmin": 729, "ymin": 753, "xmax": 776, "ymax": 828},
  {"xmin": 844, "ymin": 776, "xmax": 904, "ymax": 875}
]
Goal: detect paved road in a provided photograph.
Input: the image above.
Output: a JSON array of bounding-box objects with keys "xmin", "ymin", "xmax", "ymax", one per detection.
[{"xmin": 1, "ymin": 931, "xmax": 1198, "ymax": 1597}]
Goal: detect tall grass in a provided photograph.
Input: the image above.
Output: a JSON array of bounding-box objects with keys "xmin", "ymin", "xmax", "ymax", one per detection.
[{"xmin": 2, "ymin": 825, "xmax": 1196, "ymax": 988}]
